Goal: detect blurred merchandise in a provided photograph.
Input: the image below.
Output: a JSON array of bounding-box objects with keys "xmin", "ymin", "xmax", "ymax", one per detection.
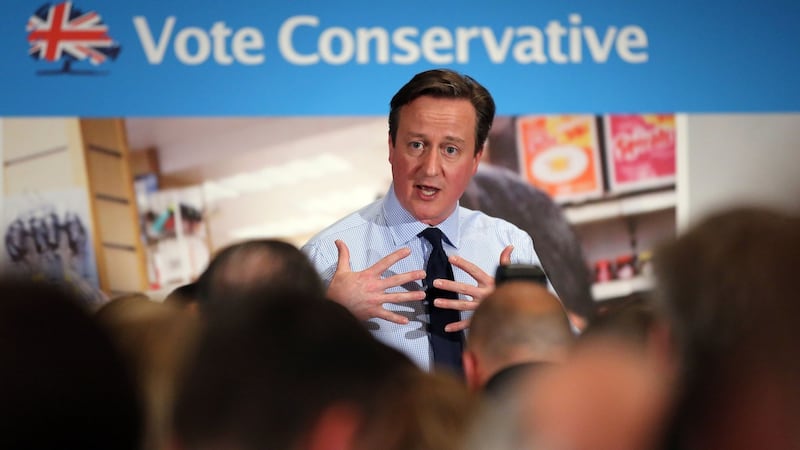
[
  {"xmin": 516, "ymin": 115, "xmax": 604, "ymax": 204},
  {"xmin": 615, "ymin": 254, "xmax": 637, "ymax": 279},
  {"xmin": 137, "ymin": 187, "xmax": 210, "ymax": 291},
  {"xmin": 603, "ymin": 114, "xmax": 676, "ymax": 193},
  {"xmin": 637, "ymin": 250, "xmax": 654, "ymax": 277},
  {"xmin": 594, "ymin": 259, "xmax": 615, "ymax": 283}
]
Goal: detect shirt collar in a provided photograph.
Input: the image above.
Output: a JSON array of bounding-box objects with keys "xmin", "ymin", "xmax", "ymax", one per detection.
[{"xmin": 383, "ymin": 184, "xmax": 461, "ymax": 248}]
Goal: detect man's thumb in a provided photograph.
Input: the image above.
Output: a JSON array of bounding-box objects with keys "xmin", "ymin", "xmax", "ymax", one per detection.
[{"xmin": 334, "ymin": 239, "xmax": 352, "ymax": 271}]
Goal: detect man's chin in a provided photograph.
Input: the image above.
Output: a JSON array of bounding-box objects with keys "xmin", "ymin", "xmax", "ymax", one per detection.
[{"xmin": 411, "ymin": 209, "xmax": 446, "ymax": 226}]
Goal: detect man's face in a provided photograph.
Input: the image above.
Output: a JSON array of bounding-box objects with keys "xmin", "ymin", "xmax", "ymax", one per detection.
[{"xmin": 389, "ymin": 96, "xmax": 482, "ymax": 226}]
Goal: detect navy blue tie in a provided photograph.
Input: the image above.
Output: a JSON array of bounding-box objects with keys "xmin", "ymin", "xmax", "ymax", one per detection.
[{"xmin": 419, "ymin": 227, "xmax": 464, "ymax": 375}]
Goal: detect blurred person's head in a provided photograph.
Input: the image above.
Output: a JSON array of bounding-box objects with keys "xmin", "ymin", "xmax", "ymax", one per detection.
[
  {"xmin": 517, "ymin": 336, "xmax": 674, "ymax": 450},
  {"xmin": 172, "ymin": 288, "xmax": 415, "ymax": 450},
  {"xmin": 0, "ymin": 277, "xmax": 142, "ymax": 450},
  {"xmin": 195, "ymin": 238, "xmax": 325, "ymax": 311},
  {"xmin": 96, "ymin": 293, "xmax": 199, "ymax": 450},
  {"xmin": 359, "ymin": 369, "xmax": 480, "ymax": 450},
  {"xmin": 654, "ymin": 206, "xmax": 800, "ymax": 374},
  {"xmin": 163, "ymin": 281, "xmax": 200, "ymax": 312},
  {"xmin": 580, "ymin": 297, "xmax": 668, "ymax": 351},
  {"xmin": 461, "ymin": 164, "xmax": 596, "ymax": 326},
  {"xmin": 653, "ymin": 206, "xmax": 800, "ymax": 449},
  {"xmin": 463, "ymin": 280, "xmax": 575, "ymax": 393}
]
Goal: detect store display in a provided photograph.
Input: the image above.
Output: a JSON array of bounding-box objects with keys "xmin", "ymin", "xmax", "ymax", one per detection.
[
  {"xmin": 138, "ymin": 187, "xmax": 210, "ymax": 291},
  {"xmin": 516, "ymin": 115, "xmax": 604, "ymax": 203},
  {"xmin": 594, "ymin": 259, "xmax": 615, "ymax": 283},
  {"xmin": 603, "ymin": 114, "xmax": 676, "ymax": 193},
  {"xmin": 637, "ymin": 250, "xmax": 653, "ymax": 276},
  {"xmin": 615, "ymin": 254, "xmax": 637, "ymax": 279}
]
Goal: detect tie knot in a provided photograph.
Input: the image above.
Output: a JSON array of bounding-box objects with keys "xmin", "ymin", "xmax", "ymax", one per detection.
[{"xmin": 419, "ymin": 227, "xmax": 445, "ymax": 250}]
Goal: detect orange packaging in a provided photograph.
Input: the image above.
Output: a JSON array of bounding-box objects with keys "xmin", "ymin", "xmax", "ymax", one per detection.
[{"xmin": 516, "ymin": 115, "xmax": 604, "ymax": 203}]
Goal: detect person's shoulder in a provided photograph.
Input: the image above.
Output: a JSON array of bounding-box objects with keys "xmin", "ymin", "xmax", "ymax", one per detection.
[
  {"xmin": 302, "ymin": 198, "xmax": 383, "ymax": 250},
  {"xmin": 459, "ymin": 206, "xmax": 529, "ymax": 236}
]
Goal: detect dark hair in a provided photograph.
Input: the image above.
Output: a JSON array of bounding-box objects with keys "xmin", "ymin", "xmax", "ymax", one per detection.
[
  {"xmin": 389, "ymin": 68, "xmax": 495, "ymax": 155},
  {"xmin": 163, "ymin": 281, "xmax": 199, "ymax": 307},
  {"xmin": 0, "ymin": 277, "xmax": 142, "ymax": 450},
  {"xmin": 461, "ymin": 164, "xmax": 596, "ymax": 320},
  {"xmin": 173, "ymin": 290, "xmax": 414, "ymax": 449},
  {"xmin": 654, "ymin": 207, "xmax": 800, "ymax": 368},
  {"xmin": 195, "ymin": 239, "xmax": 325, "ymax": 309},
  {"xmin": 654, "ymin": 207, "xmax": 800, "ymax": 448},
  {"xmin": 580, "ymin": 297, "xmax": 658, "ymax": 347}
]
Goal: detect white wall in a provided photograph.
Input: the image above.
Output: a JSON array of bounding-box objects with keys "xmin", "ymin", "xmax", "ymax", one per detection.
[
  {"xmin": 678, "ymin": 113, "xmax": 800, "ymax": 230},
  {"xmin": 128, "ymin": 117, "xmax": 392, "ymax": 250}
]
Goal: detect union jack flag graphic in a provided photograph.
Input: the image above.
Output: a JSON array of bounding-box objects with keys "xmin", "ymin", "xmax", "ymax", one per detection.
[{"xmin": 27, "ymin": 2, "xmax": 120, "ymax": 72}]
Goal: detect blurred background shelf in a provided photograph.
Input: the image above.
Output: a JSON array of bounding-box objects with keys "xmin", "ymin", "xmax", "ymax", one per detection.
[
  {"xmin": 592, "ymin": 275, "xmax": 654, "ymax": 301},
  {"xmin": 563, "ymin": 189, "xmax": 676, "ymax": 225}
]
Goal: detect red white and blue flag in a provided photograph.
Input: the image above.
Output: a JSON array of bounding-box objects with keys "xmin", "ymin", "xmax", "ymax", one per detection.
[{"xmin": 27, "ymin": 2, "xmax": 120, "ymax": 67}]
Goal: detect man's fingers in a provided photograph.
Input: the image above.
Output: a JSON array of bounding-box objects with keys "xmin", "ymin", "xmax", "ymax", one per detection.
[
  {"xmin": 444, "ymin": 318, "xmax": 470, "ymax": 333},
  {"xmin": 382, "ymin": 290, "xmax": 427, "ymax": 303},
  {"xmin": 432, "ymin": 279, "xmax": 479, "ymax": 299},
  {"xmin": 380, "ymin": 270, "xmax": 426, "ymax": 290},
  {"xmin": 449, "ymin": 254, "xmax": 493, "ymax": 286},
  {"xmin": 368, "ymin": 247, "xmax": 412, "ymax": 275},
  {"xmin": 433, "ymin": 298, "xmax": 478, "ymax": 312},
  {"xmin": 334, "ymin": 239, "xmax": 352, "ymax": 273},
  {"xmin": 499, "ymin": 245, "xmax": 514, "ymax": 265},
  {"xmin": 376, "ymin": 309, "xmax": 411, "ymax": 325}
]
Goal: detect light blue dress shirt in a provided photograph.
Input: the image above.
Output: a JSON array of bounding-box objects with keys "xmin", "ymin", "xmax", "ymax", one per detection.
[{"xmin": 302, "ymin": 185, "xmax": 544, "ymax": 371}]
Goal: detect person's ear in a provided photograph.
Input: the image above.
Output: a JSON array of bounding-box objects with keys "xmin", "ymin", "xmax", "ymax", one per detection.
[
  {"xmin": 306, "ymin": 403, "xmax": 362, "ymax": 450},
  {"xmin": 462, "ymin": 350, "xmax": 482, "ymax": 392},
  {"xmin": 388, "ymin": 132, "xmax": 395, "ymax": 164},
  {"xmin": 472, "ymin": 146, "xmax": 484, "ymax": 175}
]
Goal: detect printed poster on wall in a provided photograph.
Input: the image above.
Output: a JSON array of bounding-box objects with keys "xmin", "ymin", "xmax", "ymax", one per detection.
[
  {"xmin": 603, "ymin": 114, "xmax": 676, "ymax": 193},
  {"xmin": 1, "ymin": 187, "xmax": 104, "ymax": 306},
  {"xmin": 515, "ymin": 115, "xmax": 604, "ymax": 204}
]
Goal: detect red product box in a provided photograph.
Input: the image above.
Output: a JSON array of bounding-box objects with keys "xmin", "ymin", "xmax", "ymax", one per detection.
[{"xmin": 603, "ymin": 114, "xmax": 676, "ymax": 193}]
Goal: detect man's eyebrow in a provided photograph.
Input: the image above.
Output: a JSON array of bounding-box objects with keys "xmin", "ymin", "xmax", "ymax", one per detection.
[
  {"xmin": 402, "ymin": 132, "xmax": 466, "ymax": 145},
  {"xmin": 445, "ymin": 135, "xmax": 466, "ymax": 143}
]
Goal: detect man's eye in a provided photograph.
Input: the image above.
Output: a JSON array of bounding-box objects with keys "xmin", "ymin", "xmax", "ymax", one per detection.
[
  {"xmin": 444, "ymin": 146, "xmax": 459, "ymax": 155},
  {"xmin": 410, "ymin": 142, "xmax": 424, "ymax": 150}
]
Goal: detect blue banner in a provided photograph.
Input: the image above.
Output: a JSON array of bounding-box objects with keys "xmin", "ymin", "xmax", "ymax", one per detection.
[{"xmin": 3, "ymin": 0, "xmax": 800, "ymax": 116}]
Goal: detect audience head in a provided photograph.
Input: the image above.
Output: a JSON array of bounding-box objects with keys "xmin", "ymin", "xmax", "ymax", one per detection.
[
  {"xmin": 579, "ymin": 297, "xmax": 665, "ymax": 352},
  {"xmin": 655, "ymin": 206, "xmax": 800, "ymax": 369},
  {"xmin": 359, "ymin": 369, "xmax": 480, "ymax": 450},
  {"xmin": 172, "ymin": 288, "xmax": 415, "ymax": 450},
  {"xmin": 194, "ymin": 238, "xmax": 325, "ymax": 311},
  {"xmin": 389, "ymin": 68, "xmax": 495, "ymax": 155},
  {"xmin": 163, "ymin": 281, "xmax": 200, "ymax": 311},
  {"xmin": 96, "ymin": 293, "xmax": 199, "ymax": 450},
  {"xmin": 514, "ymin": 336, "xmax": 674, "ymax": 450},
  {"xmin": 463, "ymin": 279, "xmax": 575, "ymax": 393},
  {"xmin": 461, "ymin": 164, "xmax": 596, "ymax": 326},
  {"xmin": 653, "ymin": 206, "xmax": 800, "ymax": 449},
  {"xmin": 0, "ymin": 277, "xmax": 142, "ymax": 450}
]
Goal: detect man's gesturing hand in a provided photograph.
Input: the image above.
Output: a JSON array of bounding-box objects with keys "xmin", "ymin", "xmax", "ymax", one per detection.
[
  {"xmin": 429, "ymin": 245, "xmax": 514, "ymax": 332},
  {"xmin": 326, "ymin": 239, "xmax": 426, "ymax": 324}
]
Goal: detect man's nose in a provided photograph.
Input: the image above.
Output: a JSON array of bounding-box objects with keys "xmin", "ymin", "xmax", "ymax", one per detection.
[{"xmin": 421, "ymin": 148, "xmax": 441, "ymax": 175}]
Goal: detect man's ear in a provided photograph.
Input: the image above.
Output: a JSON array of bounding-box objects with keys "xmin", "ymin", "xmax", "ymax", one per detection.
[
  {"xmin": 472, "ymin": 147, "xmax": 484, "ymax": 175},
  {"xmin": 388, "ymin": 132, "xmax": 395, "ymax": 164},
  {"xmin": 463, "ymin": 350, "xmax": 482, "ymax": 392}
]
